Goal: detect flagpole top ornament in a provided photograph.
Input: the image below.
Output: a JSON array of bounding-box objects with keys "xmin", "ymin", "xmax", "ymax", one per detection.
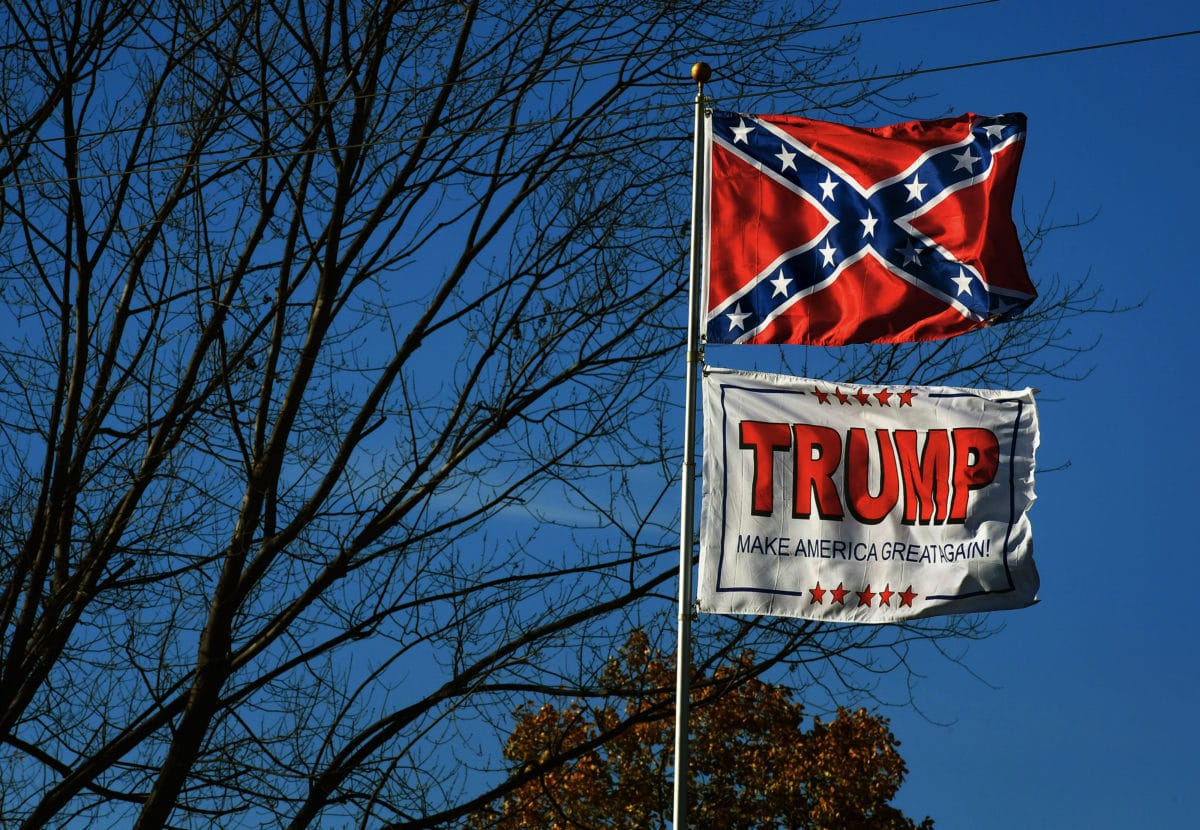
[{"xmin": 691, "ymin": 62, "xmax": 711, "ymax": 87}]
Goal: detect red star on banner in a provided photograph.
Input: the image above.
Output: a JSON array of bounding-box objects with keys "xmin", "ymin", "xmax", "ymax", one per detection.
[
  {"xmin": 898, "ymin": 389, "xmax": 916, "ymax": 406},
  {"xmin": 899, "ymin": 585, "xmax": 918, "ymax": 607},
  {"xmin": 809, "ymin": 582, "xmax": 826, "ymax": 604},
  {"xmin": 878, "ymin": 585, "xmax": 895, "ymax": 606},
  {"xmin": 874, "ymin": 389, "xmax": 892, "ymax": 406},
  {"xmin": 813, "ymin": 388, "xmax": 831, "ymax": 404},
  {"xmin": 834, "ymin": 388, "xmax": 850, "ymax": 404},
  {"xmin": 830, "ymin": 582, "xmax": 849, "ymax": 604},
  {"xmin": 856, "ymin": 585, "xmax": 876, "ymax": 606},
  {"xmin": 854, "ymin": 389, "xmax": 872, "ymax": 405}
]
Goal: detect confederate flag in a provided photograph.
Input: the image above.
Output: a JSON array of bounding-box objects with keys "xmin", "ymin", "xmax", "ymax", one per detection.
[{"xmin": 704, "ymin": 111, "xmax": 1036, "ymax": 346}]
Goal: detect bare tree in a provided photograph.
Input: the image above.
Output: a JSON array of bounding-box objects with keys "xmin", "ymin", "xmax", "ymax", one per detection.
[{"xmin": 0, "ymin": 1, "xmax": 1100, "ymax": 827}]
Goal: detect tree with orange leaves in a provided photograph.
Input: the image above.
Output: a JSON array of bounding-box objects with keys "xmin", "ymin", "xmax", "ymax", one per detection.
[{"xmin": 466, "ymin": 631, "xmax": 933, "ymax": 829}]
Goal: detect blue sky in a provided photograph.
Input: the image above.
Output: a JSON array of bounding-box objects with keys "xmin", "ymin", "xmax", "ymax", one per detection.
[{"xmin": 805, "ymin": 1, "xmax": 1200, "ymax": 826}]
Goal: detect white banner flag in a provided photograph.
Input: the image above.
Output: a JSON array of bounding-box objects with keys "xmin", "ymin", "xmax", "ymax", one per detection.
[{"xmin": 698, "ymin": 368, "xmax": 1039, "ymax": 622}]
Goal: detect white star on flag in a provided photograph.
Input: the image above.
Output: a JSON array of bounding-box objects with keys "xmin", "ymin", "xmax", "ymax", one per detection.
[
  {"xmin": 953, "ymin": 148, "xmax": 980, "ymax": 172},
  {"xmin": 819, "ymin": 239, "xmax": 837, "ymax": 266},
  {"xmin": 776, "ymin": 145, "xmax": 797, "ymax": 172},
  {"xmin": 904, "ymin": 174, "xmax": 927, "ymax": 202},
  {"xmin": 770, "ymin": 270, "xmax": 792, "ymax": 297},
  {"xmin": 953, "ymin": 267, "xmax": 974, "ymax": 296},
  {"xmin": 725, "ymin": 303, "xmax": 751, "ymax": 331},
  {"xmin": 818, "ymin": 172, "xmax": 838, "ymax": 201}
]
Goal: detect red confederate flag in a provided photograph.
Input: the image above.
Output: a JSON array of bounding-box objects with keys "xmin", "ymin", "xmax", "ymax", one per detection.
[{"xmin": 704, "ymin": 111, "xmax": 1036, "ymax": 345}]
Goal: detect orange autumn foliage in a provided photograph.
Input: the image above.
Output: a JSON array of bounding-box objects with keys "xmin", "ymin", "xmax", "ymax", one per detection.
[{"xmin": 466, "ymin": 631, "xmax": 933, "ymax": 829}]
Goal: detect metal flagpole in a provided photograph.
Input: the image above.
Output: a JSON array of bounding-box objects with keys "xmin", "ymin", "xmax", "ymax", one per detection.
[{"xmin": 672, "ymin": 60, "xmax": 710, "ymax": 830}]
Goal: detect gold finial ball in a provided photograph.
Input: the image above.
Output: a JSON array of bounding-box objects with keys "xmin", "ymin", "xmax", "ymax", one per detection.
[{"xmin": 691, "ymin": 62, "xmax": 712, "ymax": 84}]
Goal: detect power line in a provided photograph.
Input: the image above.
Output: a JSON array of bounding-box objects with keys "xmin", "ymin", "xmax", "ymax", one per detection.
[
  {"xmin": 809, "ymin": 0, "xmax": 1002, "ymax": 34},
  {"xmin": 806, "ymin": 27, "xmax": 1200, "ymax": 90}
]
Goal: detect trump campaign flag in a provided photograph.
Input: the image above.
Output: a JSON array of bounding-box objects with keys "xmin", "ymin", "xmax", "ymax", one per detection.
[
  {"xmin": 704, "ymin": 111, "xmax": 1037, "ymax": 345},
  {"xmin": 697, "ymin": 368, "xmax": 1039, "ymax": 623}
]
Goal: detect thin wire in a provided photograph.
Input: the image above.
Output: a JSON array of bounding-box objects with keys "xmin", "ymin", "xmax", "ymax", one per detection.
[
  {"xmin": 811, "ymin": 27, "xmax": 1200, "ymax": 89},
  {"xmin": 809, "ymin": 0, "xmax": 1002, "ymax": 34}
]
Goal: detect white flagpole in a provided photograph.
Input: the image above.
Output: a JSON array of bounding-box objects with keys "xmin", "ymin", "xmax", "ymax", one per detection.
[{"xmin": 672, "ymin": 60, "xmax": 710, "ymax": 830}]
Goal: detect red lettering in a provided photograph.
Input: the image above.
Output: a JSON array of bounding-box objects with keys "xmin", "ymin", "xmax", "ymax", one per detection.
[
  {"xmin": 844, "ymin": 428, "xmax": 899, "ymax": 524},
  {"xmin": 792, "ymin": 424, "xmax": 843, "ymax": 520},
  {"xmin": 949, "ymin": 428, "xmax": 1000, "ymax": 522},
  {"xmin": 894, "ymin": 429, "xmax": 951, "ymax": 524},
  {"xmin": 739, "ymin": 421, "xmax": 792, "ymax": 516},
  {"xmin": 735, "ymin": 421, "xmax": 1000, "ymax": 524}
]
